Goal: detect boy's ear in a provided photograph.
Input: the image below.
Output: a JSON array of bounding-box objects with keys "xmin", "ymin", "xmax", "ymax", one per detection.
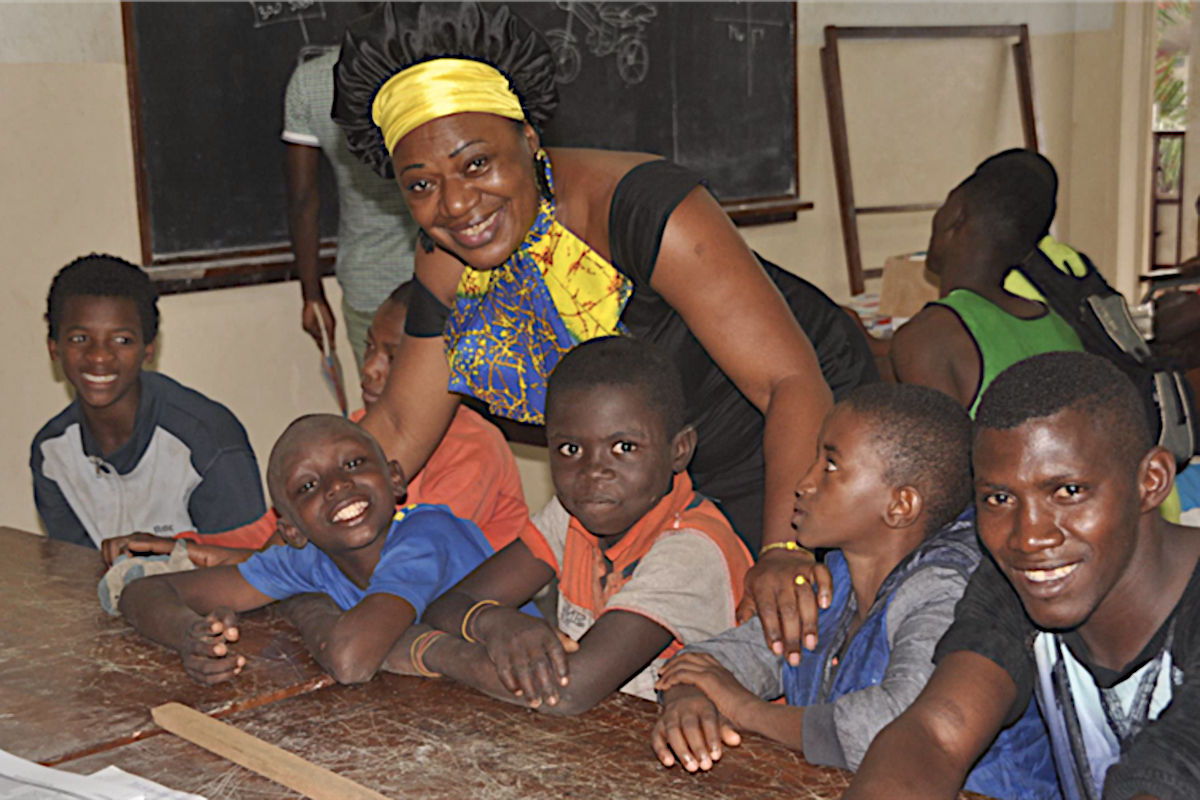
[
  {"xmin": 276, "ymin": 516, "xmax": 308, "ymax": 549},
  {"xmin": 670, "ymin": 424, "xmax": 698, "ymax": 474},
  {"xmin": 1136, "ymin": 446, "xmax": 1176, "ymax": 513},
  {"xmin": 47, "ymin": 337, "xmax": 60, "ymax": 362},
  {"xmin": 388, "ymin": 460, "xmax": 408, "ymax": 504},
  {"xmin": 143, "ymin": 338, "xmax": 157, "ymax": 364},
  {"xmin": 884, "ymin": 485, "xmax": 924, "ymax": 530}
]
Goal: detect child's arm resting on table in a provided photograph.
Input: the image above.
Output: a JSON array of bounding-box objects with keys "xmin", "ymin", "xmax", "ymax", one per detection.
[
  {"xmin": 652, "ymin": 617, "xmax": 790, "ymax": 771},
  {"xmin": 283, "ymin": 592, "xmax": 416, "ymax": 685},
  {"xmin": 423, "ymin": 539, "xmax": 674, "ymax": 715},
  {"xmin": 843, "ymin": 651, "xmax": 1018, "ymax": 799},
  {"xmin": 118, "ymin": 566, "xmax": 275, "ymax": 684},
  {"xmin": 425, "ymin": 608, "xmax": 672, "ymax": 716}
]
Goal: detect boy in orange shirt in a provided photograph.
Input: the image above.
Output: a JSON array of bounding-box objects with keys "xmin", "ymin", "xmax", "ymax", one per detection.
[{"xmin": 398, "ymin": 337, "xmax": 753, "ymax": 714}]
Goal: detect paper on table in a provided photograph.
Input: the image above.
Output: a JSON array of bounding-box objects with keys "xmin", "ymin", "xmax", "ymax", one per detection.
[
  {"xmin": 88, "ymin": 768, "xmax": 205, "ymax": 800},
  {"xmin": 0, "ymin": 747, "xmax": 138, "ymax": 800}
]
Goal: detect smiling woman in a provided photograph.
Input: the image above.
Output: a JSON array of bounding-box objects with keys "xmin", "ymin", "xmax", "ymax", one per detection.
[{"xmin": 333, "ymin": 3, "xmax": 878, "ymax": 643}]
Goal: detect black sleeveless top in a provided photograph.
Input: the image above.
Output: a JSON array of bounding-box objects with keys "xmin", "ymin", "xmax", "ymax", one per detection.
[{"xmin": 408, "ymin": 159, "xmax": 878, "ymax": 548}]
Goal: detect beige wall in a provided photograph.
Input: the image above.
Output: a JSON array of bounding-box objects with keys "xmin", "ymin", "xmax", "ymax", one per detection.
[
  {"xmin": 1, "ymin": 2, "xmax": 1151, "ymax": 534},
  {"xmin": 742, "ymin": 2, "xmax": 1151, "ymax": 301}
]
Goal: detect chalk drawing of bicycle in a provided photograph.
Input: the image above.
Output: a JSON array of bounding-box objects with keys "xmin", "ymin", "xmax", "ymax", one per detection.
[{"xmin": 545, "ymin": 2, "xmax": 658, "ymax": 86}]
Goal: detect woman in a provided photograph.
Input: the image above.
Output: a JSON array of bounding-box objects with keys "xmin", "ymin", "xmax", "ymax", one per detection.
[{"xmin": 334, "ymin": 2, "xmax": 877, "ymax": 656}]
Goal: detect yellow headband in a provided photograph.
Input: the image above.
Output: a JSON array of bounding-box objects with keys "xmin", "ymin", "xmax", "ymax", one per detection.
[{"xmin": 372, "ymin": 58, "xmax": 526, "ymax": 156}]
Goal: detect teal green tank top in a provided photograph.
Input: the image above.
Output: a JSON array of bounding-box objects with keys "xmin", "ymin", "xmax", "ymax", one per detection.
[{"xmin": 935, "ymin": 289, "xmax": 1084, "ymax": 417}]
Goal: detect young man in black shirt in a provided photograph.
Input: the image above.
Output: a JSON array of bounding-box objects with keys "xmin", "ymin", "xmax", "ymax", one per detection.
[{"xmin": 846, "ymin": 351, "xmax": 1200, "ymax": 800}]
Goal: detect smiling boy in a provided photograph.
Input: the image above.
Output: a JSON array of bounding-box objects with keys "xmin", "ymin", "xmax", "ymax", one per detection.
[
  {"xmin": 103, "ymin": 279, "xmax": 528, "ymax": 566},
  {"xmin": 31, "ymin": 254, "xmax": 264, "ymax": 548},
  {"xmin": 408, "ymin": 337, "xmax": 753, "ymax": 714},
  {"xmin": 847, "ymin": 351, "xmax": 1200, "ymax": 800},
  {"xmin": 649, "ymin": 385, "xmax": 1056, "ymax": 799},
  {"xmin": 119, "ymin": 415, "xmax": 503, "ymax": 685}
]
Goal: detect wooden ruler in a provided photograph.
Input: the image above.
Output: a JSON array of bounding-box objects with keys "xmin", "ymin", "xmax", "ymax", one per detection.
[{"xmin": 151, "ymin": 702, "xmax": 392, "ymax": 800}]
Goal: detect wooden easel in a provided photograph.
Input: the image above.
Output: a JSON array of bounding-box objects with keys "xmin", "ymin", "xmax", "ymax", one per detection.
[{"xmin": 821, "ymin": 25, "xmax": 1040, "ymax": 295}]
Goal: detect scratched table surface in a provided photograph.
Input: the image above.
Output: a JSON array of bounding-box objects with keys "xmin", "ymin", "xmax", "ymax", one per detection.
[
  {"xmin": 62, "ymin": 674, "xmax": 861, "ymax": 800},
  {"xmin": 0, "ymin": 527, "xmax": 330, "ymax": 765},
  {"xmin": 4, "ymin": 526, "xmax": 985, "ymax": 798}
]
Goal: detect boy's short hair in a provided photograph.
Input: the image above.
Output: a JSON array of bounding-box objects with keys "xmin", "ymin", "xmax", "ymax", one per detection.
[
  {"xmin": 843, "ymin": 384, "xmax": 973, "ymax": 534},
  {"xmin": 46, "ymin": 254, "xmax": 160, "ymax": 343},
  {"xmin": 975, "ymin": 351, "xmax": 1153, "ymax": 464},
  {"xmin": 266, "ymin": 414, "xmax": 387, "ymax": 512},
  {"xmin": 958, "ymin": 149, "xmax": 1057, "ymax": 264},
  {"xmin": 546, "ymin": 336, "xmax": 686, "ymax": 435}
]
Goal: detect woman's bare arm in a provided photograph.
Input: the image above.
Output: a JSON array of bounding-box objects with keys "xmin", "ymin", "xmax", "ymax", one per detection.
[
  {"xmin": 648, "ymin": 185, "xmax": 834, "ymax": 663},
  {"xmin": 359, "ymin": 246, "xmax": 464, "ymax": 479}
]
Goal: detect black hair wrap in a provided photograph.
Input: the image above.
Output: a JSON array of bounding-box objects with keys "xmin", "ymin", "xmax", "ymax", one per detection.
[{"xmin": 333, "ymin": 2, "xmax": 559, "ymax": 179}]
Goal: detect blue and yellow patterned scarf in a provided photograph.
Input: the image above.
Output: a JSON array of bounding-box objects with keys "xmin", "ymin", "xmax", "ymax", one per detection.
[{"xmin": 444, "ymin": 154, "xmax": 632, "ymax": 424}]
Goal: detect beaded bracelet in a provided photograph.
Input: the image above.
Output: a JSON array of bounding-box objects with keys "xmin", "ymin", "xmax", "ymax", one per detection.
[
  {"xmin": 759, "ymin": 540, "xmax": 815, "ymax": 560},
  {"xmin": 409, "ymin": 630, "xmax": 446, "ymax": 678},
  {"xmin": 461, "ymin": 599, "xmax": 501, "ymax": 643}
]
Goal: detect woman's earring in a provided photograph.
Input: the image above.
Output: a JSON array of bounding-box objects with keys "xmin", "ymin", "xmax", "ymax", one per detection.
[
  {"xmin": 534, "ymin": 147, "xmax": 553, "ymax": 200},
  {"xmin": 417, "ymin": 228, "xmax": 435, "ymax": 253}
]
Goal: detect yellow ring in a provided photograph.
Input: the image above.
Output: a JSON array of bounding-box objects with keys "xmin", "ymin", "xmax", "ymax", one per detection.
[{"xmin": 794, "ymin": 575, "xmax": 807, "ymax": 587}]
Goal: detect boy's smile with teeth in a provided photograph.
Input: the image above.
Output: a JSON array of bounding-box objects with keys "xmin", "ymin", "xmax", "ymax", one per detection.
[
  {"xmin": 1020, "ymin": 563, "xmax": 1079, "ymax": 583},
  {"xmin": 975, "ymin": 408, "xmax": 1145, "ymax": 634},
  {"xmin": 48, "ymin": 295, "xmax": 155, "ymax": 422},
  {"xmin": 274, "ymin": 423, "xmax": 406, "ymax": 571},
  {"xmin": 332, "ymin": 499, "xmax": 370, "ymax": 524}
]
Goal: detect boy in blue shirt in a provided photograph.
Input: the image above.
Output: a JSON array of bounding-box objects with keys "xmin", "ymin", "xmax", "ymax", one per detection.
[
  {"xmin": 119, "ymin": 414, "xmax": 501, "ymax": 685},
  {"xmin": 31, "ymin": 254, "xmax": 264, "ymax": 548},
  {"xmin": 651, "ymin": 384, "xmax": 1057, "ymax": 800}
]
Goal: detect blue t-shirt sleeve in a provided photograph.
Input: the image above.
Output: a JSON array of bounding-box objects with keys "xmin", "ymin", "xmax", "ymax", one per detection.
[
  {"xmin": 238, "ymin": 544, "xmax": 321, "ymax": 601},
  {"xmin": 366, "ymin": 509, "xmax": 491, "ymax": 619}
]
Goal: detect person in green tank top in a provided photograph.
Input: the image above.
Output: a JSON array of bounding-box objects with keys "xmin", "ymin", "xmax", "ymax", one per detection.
[{"xmin": 891, "ymin": 150, "xmax": 1083, "ymax": 416}]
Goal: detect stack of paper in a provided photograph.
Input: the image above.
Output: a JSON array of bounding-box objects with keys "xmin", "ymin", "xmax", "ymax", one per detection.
[{"xmin": 0, "ymin": 749, "xmax": 205, "ymax": 800}]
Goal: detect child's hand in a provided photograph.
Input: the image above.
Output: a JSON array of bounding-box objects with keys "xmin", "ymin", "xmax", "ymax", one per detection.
[
  {"xmin": 651, "ymin": 684, "xmax": 741, "ymax": 772},
  {"xmin": 738, "ymin": 549, "xmax": 832, "ymax": 666},
  {"xmin": 655, "ymin": 652, "xmax": 757, "ymax": 725},
  {"xmin": 177, "ymin": 607, "xmax": 245, "ymax": 685},
  {"xmin": 179, "ymin": 541, "xmax": 253, "ymax": 568},
  {"xmin": 102, "ymin": 532, "xmax": 172, "ymax": 567},
  {"xmin": 475, "ymin": 608, "xmax": 570, "ymax": 708}
]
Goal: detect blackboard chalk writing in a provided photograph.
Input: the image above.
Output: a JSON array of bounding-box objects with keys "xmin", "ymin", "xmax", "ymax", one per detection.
[
  {"xmin": 250, "ymin": 1, "xmax": 325, "ymax": 29},
  {"xmin": 547, "ymin": 2, "xmax": 657, "ymax": 86},
  {"xmin": 714, "ymin": 8, "xmax": 786, "ymax": 97}
]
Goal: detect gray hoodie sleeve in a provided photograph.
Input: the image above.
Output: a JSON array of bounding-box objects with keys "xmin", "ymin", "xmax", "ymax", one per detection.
[
  {"xmin": 678, "ymin": 616, "xmax": 785, "ymax": 700},
  {"xmin": 802, "ymin": 566, "xmax": 968, "ymax": 770}
]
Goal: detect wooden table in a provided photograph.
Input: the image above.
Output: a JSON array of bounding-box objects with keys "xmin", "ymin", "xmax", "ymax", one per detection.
[
  {"xmin": 0, "ymin": 526, "xmax": 982, "ymax": 799},
  {"xmin": 60, "ymin": 675, "xmax": 852, "ymax": 799},
  {"xmin": 0, "ymin": 527, "xmax": 330, "ymax": 765}
]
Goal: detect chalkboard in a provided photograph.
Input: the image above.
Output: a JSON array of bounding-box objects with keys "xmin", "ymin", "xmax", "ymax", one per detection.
[{"xmin": 123, "ymin": 2, "xmax": 801, "ymax": 291}]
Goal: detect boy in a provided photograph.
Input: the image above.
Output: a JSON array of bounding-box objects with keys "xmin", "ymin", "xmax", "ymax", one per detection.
[
  {"xmin": 31, "ymin": 254, "xmax": 264, "ymax": 548},
  {"xmin": 120, "ymin": 414, "xmax": 509, "ymax": 685},
  {"xmin": 404, "ymin": 337, "xmax": 753, "ymax": 715},
  {"xmin": 847, "ymin": 351, "xmax": 1200, "ymax": 800},
  {"xmin": 103, "ymin": 280, "xmax": 527, "ymax": 565},
  {"xmin": 650, "ymin": 385, "xmax": 1057, "ymax": 800},
  {"xmin": 890, "ymin": 150, "xmax": 1082, "ymax": 415}
]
